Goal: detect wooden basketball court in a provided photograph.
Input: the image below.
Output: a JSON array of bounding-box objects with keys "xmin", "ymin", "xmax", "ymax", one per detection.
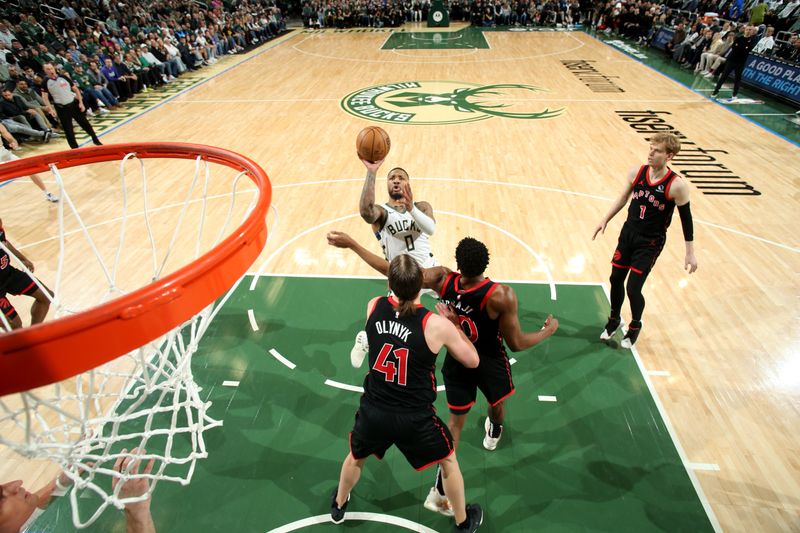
[{"xmin": 1, "ymin": 26, "xmax": 798, "ymax": 532}]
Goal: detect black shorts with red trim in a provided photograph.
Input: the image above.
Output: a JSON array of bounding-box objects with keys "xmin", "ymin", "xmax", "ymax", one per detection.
[
  {"xmin": 611, "ymin": 224, "xmax": 667, "ymax": 275},
  {"xmin": 349, "ymin": 399, "xmax": 453, "ymax": 471},
  {"xmin": 442, "ymin": 353, "xmax": 515, "ymax": 415},
  {"xmin": 0, "ymin": 295, "xmax": 18, "ymax": 322},
  {"xmin": 0, "ymin": 266, "xmax": 37, "ymax": 296}
]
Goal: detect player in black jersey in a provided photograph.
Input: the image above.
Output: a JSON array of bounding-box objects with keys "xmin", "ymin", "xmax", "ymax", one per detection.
[
  {"xmin": 327, "ymin": 232, "xmax": 559, "ymax": 516},
  {"xmin": 331, "ymin": 255, "xmax": 484, "ymax": 532},
  {"xmin": 592, "ymin": 132, "xmax": 698, "ymax": 348},
  {"xmin": 0, "ymin": 218, "xmax": 52, "ymax": 331}
]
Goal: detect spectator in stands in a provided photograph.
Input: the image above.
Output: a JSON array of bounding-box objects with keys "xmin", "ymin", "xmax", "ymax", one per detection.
[
  {"xmin": 68, "ymin": 63, "xmax": 110, "ymax": 115},
  {"xmin": 750, "ymin": 0, "xmax": 768, "ymax": 25},
  {"xmin": 674, "ymin": 21, "xmax": 704, "ymax": 63},
  {"xmin": 0, "ymin": 23, "xmax": 15, "ymax": 48},
  {"xmin": 701, "ymin": 31, "xmax": 736, "ymax": 76},
  {"xmin": 101, "ymin": 57, "xmax": 131, "ymax": 101},
  {"xmin": 775, "ymin": 34, "xmax": 799, "ymax": 61},
  {"xmin": 665, "ymin": 21, "xmax": 687, "ymax": 57},
  {"xmin": 0, "ymin": 88, "xmax": 53, "ymax": 134},
  {"xmin": 13, "ymin": 79, "xmax": 58, "ymax": 128},
  {"xmin": 753, "ymin": 26, "xmax": 776, "ymax": 53},
  {"xmin": 683, "ymin": 28, "xmax": 715, "ymax": 68}
]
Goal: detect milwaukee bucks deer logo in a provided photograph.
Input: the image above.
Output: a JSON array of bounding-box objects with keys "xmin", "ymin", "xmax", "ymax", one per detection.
[{"xmin": 342, "ymin": 81, "xmax": 565, "ymax": 125}]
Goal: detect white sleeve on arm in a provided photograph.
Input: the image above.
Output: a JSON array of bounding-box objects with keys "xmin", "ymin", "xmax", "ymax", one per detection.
[{"xmin": 409, "ymin": 206, "xmax": 435, "ymax": 236}]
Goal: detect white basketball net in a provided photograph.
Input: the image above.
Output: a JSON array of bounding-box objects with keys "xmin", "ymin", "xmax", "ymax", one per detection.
[{"xmin": 0, "ymin": 152, "xmax": 268, "ymax": 528}]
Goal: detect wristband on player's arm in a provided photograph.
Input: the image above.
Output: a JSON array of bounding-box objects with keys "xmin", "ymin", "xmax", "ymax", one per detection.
[
  {"xmin": 678, "ymin": 202, "xmax": 693, "ymax": 241},
  {"xmin": 410, "ymin": 205, "xmax": 436, "ymax": 236}
]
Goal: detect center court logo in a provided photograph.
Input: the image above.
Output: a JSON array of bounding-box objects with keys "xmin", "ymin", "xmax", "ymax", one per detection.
[{"xmin": 341, "ymin": 81, "xmax": 565, "ymax": 125}]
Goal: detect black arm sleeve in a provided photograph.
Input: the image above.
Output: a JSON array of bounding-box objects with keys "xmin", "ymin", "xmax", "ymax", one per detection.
[{"xmin": 678, "ymin": 202, "xmax": 693, "ymax": 241}]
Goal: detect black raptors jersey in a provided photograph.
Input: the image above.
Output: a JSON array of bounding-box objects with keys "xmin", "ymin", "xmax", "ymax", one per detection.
[
  {"xmin": 438, "ymin": 273, "xmax": 506, "ymax": 360},
  {"xmin": 0, "ymin": 224, "xmax": 9, "ymax": 280},
  {"xmin": 363, "ymin": 297, "xmax": 438, "ymax": 411},
  {"xmin": 625, "ymin": 165, "xmax": 678, "ymax": 236}
]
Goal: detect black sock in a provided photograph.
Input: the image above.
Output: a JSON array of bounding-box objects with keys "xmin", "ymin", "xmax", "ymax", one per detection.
[
  {"xmin": 626, "ymin": 271, "xmax": 649, "ymax": 322},
  {"xmin": 609, "ymin": 267, "xmax": 627, "ymax": 318}
]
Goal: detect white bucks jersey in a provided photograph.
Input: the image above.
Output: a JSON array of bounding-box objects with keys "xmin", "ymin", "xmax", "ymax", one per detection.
[{"xmin": 376, "ymin": 203, "xmax": 437, "ymax": 268}]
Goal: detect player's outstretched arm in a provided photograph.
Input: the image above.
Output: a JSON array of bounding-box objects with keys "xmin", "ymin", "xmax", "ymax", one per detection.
[
  {"xmin": 428, "ymin": 304, "xmax": 479, "ymax": 368},
  {"xmin": 491, "ymin": 285, "xmax": 558, "ymax": 352},
  {"xmin": 359, "ymin": 159, "xmax": 387, "ymax": 227},
  {"xmin": 592, "ymin": 167, "xmax": 637, "ymax": 240},
  {"xmin": 400, "ymin": 183, "xmax": 436, "ymax": 235},
  {"xmin": 668, "ymin": 177, "xmax": 698, "ymax": 273},
  {"xmin": 327, "ymin": 230, "xmax": 389, "ymax": 276}
]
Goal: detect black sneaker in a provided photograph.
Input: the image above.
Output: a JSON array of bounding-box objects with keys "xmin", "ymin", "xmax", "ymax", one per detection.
[
  {"xmin": 621, "ymin": 320, "xmax": 642, "ymax": 349},
  {"xmin": 600, "ymin": 316, "xmax": 621, "ymax": 341},
  {"xmin": 454, "ymin": 503, "xmax": 483, "ymax": 532},
  {"xmin": 330, "ymin": 487, "xmax": 349, "ymax": 524}
]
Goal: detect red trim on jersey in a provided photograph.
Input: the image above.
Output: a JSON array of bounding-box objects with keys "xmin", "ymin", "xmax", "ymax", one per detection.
[
  {"xmin": 489, "ymin": 355, "xmax": 516, "ymax": 406},
  {"xmin": 19, "ymin": 281, "xmax": 36, "ymax": 295},
  {"xmin": 349, "ymin": 429, "xmax": 384, "ymax": 461},
  {"xmin": 611, "ymin": 262, "xmax": 631, "ymax": 270},
  {"xmin": 491, "ymin": 387, "xmax": 517, "ymax": 407},
  {"xmin": 629, "ymin": 266, "xmax": 644, "ymax": 275},
  {"xmin": 367, "ymin": 297, "xmax": 381, "ymax": 318},
  {"xmin": 416, "ymin": 448, "xmax": 454, "ymax": 472},
  {"xmin": 634, "ymin": 165, "xmax": 647, "ymax": 186},
  {"xmin": 479, "ymin": 283, "xmax": 498, "ymax": 311},
  {"xmin": 455, "ymin": 275, "xmax": 493, "ymax": 295},
  {"xmin": 414, "ymin": 415, "xmax": 454, "ymax": 471},
  {"xmin": 646, "ymin": 166, "xmax": 673, "ymax": 187},
  {"xmin": 440, "ymin": 272, "xmax": 455, "ymax": 299},
  {"xmin": 387, "ymin": 295, "xmax": 425, "ymax": 310},
  {"xmin": 447, "ymin": 400, "xmax": 476, "ymax": 410},
  {"xmin": 1, "ymin": 300, "xmax": 16, "ymax": 318},
  {"xmin": 422, "ymin": 311, "xmax": 432, "ymax": 331},
  {"xmin": 664, "ymin": 170, "xmax": 679, "ymax": 201}
]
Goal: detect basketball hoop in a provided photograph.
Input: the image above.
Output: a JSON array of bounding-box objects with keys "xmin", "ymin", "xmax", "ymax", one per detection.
[{"xmin": 0, "ymin": 143, "xmax": 271, "ymax": 528}]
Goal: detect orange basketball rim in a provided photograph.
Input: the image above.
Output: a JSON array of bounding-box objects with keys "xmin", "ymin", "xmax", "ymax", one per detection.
[{"xmin": 0, "ymin": 143, "xmax": 272, "ymax": 397}]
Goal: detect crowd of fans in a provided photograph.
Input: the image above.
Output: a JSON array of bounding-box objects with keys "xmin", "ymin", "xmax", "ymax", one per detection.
[
  {"xmin": 0, "ymin": 0, "xmax": 287, "ymax": 149},
  {"xmin": 599, "ymin": 0, "xmax": 798, "ymax": 65},
  {"xmin": 0, "ymin": 0, "xmax": 796, "ymax": 150}
]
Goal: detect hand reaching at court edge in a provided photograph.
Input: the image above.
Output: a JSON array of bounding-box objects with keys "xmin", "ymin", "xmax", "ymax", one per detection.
[{"xmin": 112, "ymin": 448, "xmax": 156, "ymax": 533}]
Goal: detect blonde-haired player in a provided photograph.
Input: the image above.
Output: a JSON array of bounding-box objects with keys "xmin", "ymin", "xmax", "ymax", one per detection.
[{"xmin": 593, "ymin": 132, "xmax": 698, "ymax": 347}]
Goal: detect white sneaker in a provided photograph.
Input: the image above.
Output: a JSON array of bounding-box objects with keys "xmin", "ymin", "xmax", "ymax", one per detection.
[
  {"xmin": 350, "ymin": 331, "xmax": 368, "ymax": 368},
  {"xmin": 423, "ymin": 487, "xmax": 454, "ymax": 517},
  {"xmin": 44, "ymin": 192, "xmax": 59, "ymax": 203},
  {"xmin": 483, "ymin": 416, "xmax": 503, "ymax": 451},
  {"xmin": 99, "ymin": 107, "xmax": 110, "ymax": 114},
  {"xmin": 86, "ymin": 108, "xmax": 95, "ymax": 116}
]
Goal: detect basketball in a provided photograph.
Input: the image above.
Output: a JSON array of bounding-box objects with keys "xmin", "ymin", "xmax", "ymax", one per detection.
[{"xmin": 356, "ymin": 127, "xmax": 391, "ymax": 163}]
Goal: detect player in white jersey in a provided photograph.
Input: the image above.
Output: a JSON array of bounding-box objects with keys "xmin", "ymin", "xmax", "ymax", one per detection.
[
  {"xmin": 348, "ymin": 158, "xmax": 439, "ymax": 366},
  {"xmin": 0, "ymin": 123, "xmax": 59, "ymax": 203},
  {"xmin": 359, "ymin": 159, "xmax": 438, "ymax": 267}
]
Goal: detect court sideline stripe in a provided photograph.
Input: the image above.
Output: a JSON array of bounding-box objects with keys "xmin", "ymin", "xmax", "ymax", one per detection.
[
  {"xmin": 585, "ymin": 32, "xmax": 800, "ymax": 149},
  {"xmin": 599, "ymin": 284, "xmax": 723, "ymax": 532}
]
